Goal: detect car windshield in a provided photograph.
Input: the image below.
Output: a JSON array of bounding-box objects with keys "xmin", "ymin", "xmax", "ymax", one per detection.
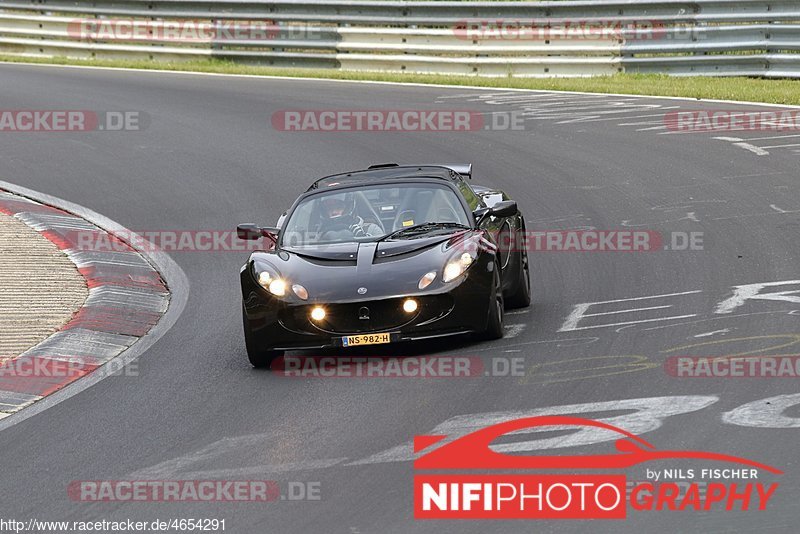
[{"xmin": 281, "ymin": 183, "xmax": 471, "ymax": 246}]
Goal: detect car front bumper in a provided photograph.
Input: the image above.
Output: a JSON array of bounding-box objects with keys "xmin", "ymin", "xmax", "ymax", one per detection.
[{"xmin": 242, "ymin": 270, "xmax": 491, "ymax": 353}]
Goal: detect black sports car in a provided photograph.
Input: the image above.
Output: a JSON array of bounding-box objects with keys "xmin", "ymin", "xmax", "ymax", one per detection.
[{"xmin": 237, "ymin": 163, "xmax": 530, "ymax": 367}]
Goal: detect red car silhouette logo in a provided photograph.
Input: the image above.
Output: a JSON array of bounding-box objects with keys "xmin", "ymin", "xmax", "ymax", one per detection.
[{"xmin": 414, "ymin": 415, "xmax": 782, "ymax": 473}]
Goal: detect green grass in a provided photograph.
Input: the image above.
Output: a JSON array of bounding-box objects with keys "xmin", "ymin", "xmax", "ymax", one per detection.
[{"xmin": 2, "ymin": 55, "xmax": 799, "ymax": 105}]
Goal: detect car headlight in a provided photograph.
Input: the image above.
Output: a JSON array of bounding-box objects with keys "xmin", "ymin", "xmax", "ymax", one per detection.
[
  {"xmin": 442, "ymin": 251, "xmax": 477, "ymax": 283},
  {"xmin": 268, "ymin": 278, "xmax": 287, "ymax": 297},
  {"xmin": 257, "ymin": 271, "xmax": 273, "ymax": 288},
  {"xmin": 255, "ymin": 267, "xmax": 290, "ymax": 297}
]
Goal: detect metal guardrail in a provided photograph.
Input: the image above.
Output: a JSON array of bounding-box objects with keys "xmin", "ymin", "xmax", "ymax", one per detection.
[{"xmin": 0, "ymin": 1, "xmax": 798, "ymax": 77}]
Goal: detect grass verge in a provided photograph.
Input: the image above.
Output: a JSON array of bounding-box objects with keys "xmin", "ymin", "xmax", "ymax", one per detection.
[{"xmin": 1, "ymin": 55, "xmax": 798, "ymax": 105}]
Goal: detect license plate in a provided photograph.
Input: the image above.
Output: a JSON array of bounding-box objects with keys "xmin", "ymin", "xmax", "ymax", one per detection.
[{"xmin": 342, "ymin": 333, "xmax": 391, "ymax": 347}]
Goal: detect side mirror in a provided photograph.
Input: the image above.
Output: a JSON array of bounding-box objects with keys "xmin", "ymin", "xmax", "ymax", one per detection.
[
  {"xmin": 490, "ymin": 200, "xmax": 518, "ymax": 218},
  {"xmin": 237, "ymin": 224, "xmax": 279, "ymax": 242},
  {"xmin": 237, "ymin": 224, "xmax": 260, "ymax": 240},
  {"xmin": 473, "ymin": 200, "xmax": 518, "ymax": 224}
]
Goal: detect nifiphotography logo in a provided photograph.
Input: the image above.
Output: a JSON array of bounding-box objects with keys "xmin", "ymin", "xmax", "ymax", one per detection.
[{"xmin": 413, "ymin": 416, "xmax": 781, "ymax": 519}]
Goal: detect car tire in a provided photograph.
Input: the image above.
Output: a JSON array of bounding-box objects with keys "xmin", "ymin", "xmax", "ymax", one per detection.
[
  {"xmin": 479, "ymin": 266, "xmax": 504, "ymax": 340},
  {"xmin": 242, "ymin": 304, "xmax": 283, "ymax": 368},
  {"xmin": 505, "ymin": 244, "xmax": 531, "ymax": 309},
  {"xmin": 506, "ymin": 222, "xmax": 531, "ymax": 309}
]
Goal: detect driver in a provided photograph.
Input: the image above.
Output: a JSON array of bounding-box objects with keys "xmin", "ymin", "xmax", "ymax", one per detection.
[{"xmin": 320, "ymin": 193, "xmax": 382, "ymax": 238}]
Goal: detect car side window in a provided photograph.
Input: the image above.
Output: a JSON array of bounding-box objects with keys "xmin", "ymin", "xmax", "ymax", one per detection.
[{"xmin": 454, "ymin": 178, "xmax": 483, "ymax": 211}]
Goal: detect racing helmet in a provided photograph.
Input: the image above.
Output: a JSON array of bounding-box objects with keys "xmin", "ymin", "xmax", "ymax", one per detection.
[{"xmin": 320, "ymin": 192, "xmax": 357, "ymax": 223}]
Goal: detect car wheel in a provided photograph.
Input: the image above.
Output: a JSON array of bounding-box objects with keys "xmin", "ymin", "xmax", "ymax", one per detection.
[
  {"xmin": 505, "ymin": 245, "xmax": 531, "ymax": 309},
  {"xmin": 242, "ymin": 304, "xmax": 283, "ymax": 368},
  {"xmin": 479, "ymin": 267, "xmax": 504, "ymax": 340}
]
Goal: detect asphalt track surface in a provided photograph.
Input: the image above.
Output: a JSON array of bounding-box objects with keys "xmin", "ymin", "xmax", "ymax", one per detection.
[{"xmin": 1, "ymin": 63, "xmax": 799, "ymax": 533}]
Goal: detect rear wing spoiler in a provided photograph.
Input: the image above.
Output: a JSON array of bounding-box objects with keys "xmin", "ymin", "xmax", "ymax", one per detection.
[
  {"xmin": 366, "ymin": 162, "xmax": 472, "ymax": 179},
  {"xmin": 442, "ymin": 164, "xmax": 472, "ymax": 179}
]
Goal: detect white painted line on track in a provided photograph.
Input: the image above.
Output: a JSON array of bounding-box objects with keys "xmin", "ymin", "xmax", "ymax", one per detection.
[
  {"xmin": 733, "ymin": 142, "xmax": 770, "ymax": 156},
  {"xmin": 563, "ymin": 315, "xmax": 698, "ymax": 331},
  {"xmin": 719, "ymin": 171, "xmax": 787, "ymax": 179},
  {"xmin": 577, "ymin": 305, "xmax": 674, "ymax": 317},
  {"xmin": 503, "ymin": 324, "xmax": 527, "ymax": 338},
  {"xmin": 694, "ymin": 329, "xmax": 731, "ymax": 338},
  {"xmin": 559, "ymin": 290, "xmax": 703, "ymax": 332},
  {"xmin": 661, "ymin": 128, "xmax": 765, "ymax": 136},
  {"xmin": 557, "ymin": 110, "xmax": 680, "ymax": 124},
  {"xmin": 618, "ymin": 120, "xmax": 666, "ymax": 126},
  {"xmin": 770, "ymin": 204, "xmax": 797, "ymax": 214},
  {"xmin": 761, "ymin": 142, "xmax": 800, "ymax": 150},
  {"xmin": 741, "ymin": 133, "xmax": 800, "ymax": 141},
  {"xmin": 583, "ymin": 290, "xmax": 704, "ymax": 303}
]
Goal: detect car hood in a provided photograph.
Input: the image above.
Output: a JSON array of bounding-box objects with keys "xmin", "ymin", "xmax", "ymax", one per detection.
[{"xmin": 257, "ymin": 231, "xmax": 477, "ymax": 301}]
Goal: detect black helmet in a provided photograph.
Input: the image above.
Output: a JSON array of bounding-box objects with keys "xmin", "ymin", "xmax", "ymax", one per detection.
[{"xmin": 320, "ymin": 192, "xmax": 356, "ymax": 223}]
